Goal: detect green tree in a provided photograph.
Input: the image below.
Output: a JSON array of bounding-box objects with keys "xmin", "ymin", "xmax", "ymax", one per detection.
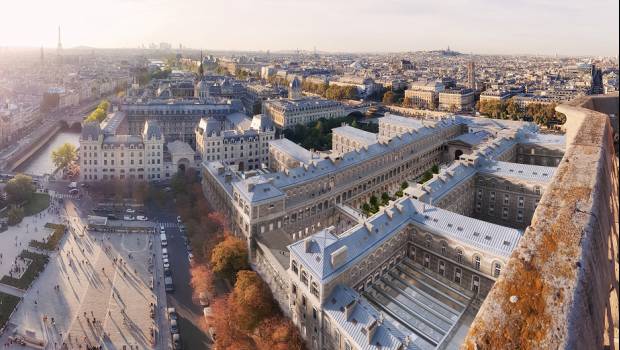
[
  {"xmin": 52, "ymin": 143, "xmax": 78, "ymax": 172},
  {"xmin": 361, "ymin": 203, "xmax": 371, "ymax": 214},
  {"xmin": 369, "ymin": 195, "xmax": 379, "ymax": 208},
  {"xmin": 401, "ymin": 181, "xmax": 409, "ymax": 190},
  {"xmin": 431, "ymin": 164, "xmax": 439, "ymax": 174},
  {"xmin": 4, "ymin": 174, "xmax": 35, "ymax": 204},
  {"xmin": 210, "ymin": 235, "xmax": 249, "ymax": 281},
  {"xmin": 381, "ymin": 192, "xmax": 390, "ymax": 205},
  {"xmin": 7, "ymin": 205, "xmax": 24, "ymax": 225}
]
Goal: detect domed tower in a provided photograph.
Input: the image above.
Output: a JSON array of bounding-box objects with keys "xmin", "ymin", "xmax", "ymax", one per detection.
[{"xmin": 288, "ymin": 76, "xmax": 302, "ymax": 100}]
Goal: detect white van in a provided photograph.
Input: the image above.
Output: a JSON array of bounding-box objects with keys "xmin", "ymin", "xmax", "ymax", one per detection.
[{"xmin": 160, "ymin": 233, "xmax": 168, "ymax": 247}]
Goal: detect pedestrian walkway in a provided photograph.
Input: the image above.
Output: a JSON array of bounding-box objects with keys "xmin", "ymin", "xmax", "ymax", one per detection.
[
  {"xmin": 0, "ymin": 282, "xmax": 24, "ymax": 298},
  {"xmin": 0, "ymin": 198, "xmax": 161, "ymax": 349}
]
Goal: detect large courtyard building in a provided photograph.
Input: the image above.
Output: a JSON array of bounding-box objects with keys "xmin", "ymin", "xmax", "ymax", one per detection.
[
  {"xmin": 439, "ymin": 88, "xmax": 476, "ymax": 112},
  {"xmin": 200, "ymin": 111, "xmax": 567, "ymax": 350},
  {"xmin": 262, "ymin": 78, "xmax": 346, "ymax": 128},
  {"xmin": 195, "ymin": 113, "xmax": 275, "ymax": 171},
  {"xmin": 404, "ymin": 81, "xmax": 445, "ymax": 109},
  {"xmin": 262, "ymin": 97, "xmax": 346, "ymax": 129},
  {"xmin": 80, "ymin": 118, "xmax": 166, "ymax": 181},
  {"xmin": 120, "ymin": 97, "xmax": 240, "ymax": 148}
]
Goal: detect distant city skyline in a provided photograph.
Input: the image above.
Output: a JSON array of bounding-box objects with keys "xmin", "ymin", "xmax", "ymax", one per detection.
[{"xmin": 0, "ymin": 0, "xmax": 618, "ymax": 56}]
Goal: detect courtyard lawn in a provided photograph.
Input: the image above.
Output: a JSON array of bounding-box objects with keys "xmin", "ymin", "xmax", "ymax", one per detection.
[
  {"xmin": 0, "ymin": 292, "xmax": 21, "ymax": 330},
  {"xmin": 29, "ymin": 223, "xmax": 67, "ymax": 251},
  {"xmin": 0, "ymin": 250, "xmax": 50, "ymax": 290},
  {"xmin": 1, "ymin": 193, "xmax": 51, "ymax": 219},
  {"xmin": 22, "ymin": 193, "xmax": 50, "ymax": 216}
]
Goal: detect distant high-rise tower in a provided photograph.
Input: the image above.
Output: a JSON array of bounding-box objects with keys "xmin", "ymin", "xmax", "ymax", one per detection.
[
  {"xmin": 57, "ymin": 26, "xmax": 63, "ymax": 64},
  {"xmin": 467, "ymin": 61, "xmax": 476, "ymax": 90},
  {"xmin": 590, "ymin": 64, "xmax": 604, "ymax": 95},
  {"xmin": 40, "ymin": 46, "xmax": 44, "ymax": 64}
]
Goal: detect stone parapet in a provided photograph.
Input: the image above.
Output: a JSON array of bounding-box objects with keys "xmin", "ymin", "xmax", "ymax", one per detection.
[{"xmin": 463, "ymin": 94, "xmax": 619, "ymax": 349}]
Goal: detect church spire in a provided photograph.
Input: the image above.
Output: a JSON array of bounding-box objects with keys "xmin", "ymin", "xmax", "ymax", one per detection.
[{"xmin": 198, "ymin": 50, "xmax": 204, "ymax": 77}]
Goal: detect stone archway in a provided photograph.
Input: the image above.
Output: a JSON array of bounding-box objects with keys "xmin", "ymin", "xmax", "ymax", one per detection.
[
  {"xmin": 454, "ymin": 149, "xmax": 464, "ymax": 160},
  {"xmin": 177, "ymin": 158, "xmax": 190, "ymax": 173}
]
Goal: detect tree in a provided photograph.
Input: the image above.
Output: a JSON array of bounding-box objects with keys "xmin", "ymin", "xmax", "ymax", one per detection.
[
  {"xmin": 7, "ymin": 205, "xmax": 24, "ymax": 225},
  {"xmin": 431, "ymin": 164, "xmax": 439, "ymax": 174},
  {"xmin": 382, "ymin": 91, "xmax": 396, "ymax": 105},
  {"xmin": 230, "ymin": 270, "xmax": 276, "ymax": 331},
  {"xmin": 190, "ymin": 264, "xmax": 215, "ymax": 296},
  {"xmin": 210, "ymin": 235, "xmax": 249, "ymax": 281},
  {"xmin": 381, "ymin": 192, "xmax": 390, "ymax": 205},
  {"xmin": 401, "ymin": 181, "xmax": 409, "ymax": 190},
  {"xmin": 4, "ymin": 174, "xmax": 35, "ymax": 204},
  {"xmin": 52, "ymin": 143, "xmax": 77, "ymax": 172},
  {"xmin": 255, "ymin": 317, "xmax": 306, "ymax": 350},
  {"xmin": 210, "ymin": 295, "xmax": 256, "ymax": 350},
  {"xmin": 369, "ymin": 195, "xmax": 379, "ymax": 208}
]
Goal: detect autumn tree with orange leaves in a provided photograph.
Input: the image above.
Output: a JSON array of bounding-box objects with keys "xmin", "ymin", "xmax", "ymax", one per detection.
[{"xmin": 210, "ymin": 235, "xmax": 249, "ymax": 281}]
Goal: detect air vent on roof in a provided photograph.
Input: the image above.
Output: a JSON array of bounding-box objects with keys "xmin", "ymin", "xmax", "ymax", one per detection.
[
  {"xmin": 447, "ymin": 223, "xmax": 453, "ymax": 228},
  {"xmin": 457, "ymin": 226, "xmax": 463, "ymax": 231},
  {"xmin": 533, "ymin": 172, "xmax": 538, "ymax": 175},
  {"xmin": 503, "ymin": 240, "xmax": 511, "ymax": 246},
  {"xmin": 433, "ymin": 218, "xmax": 438, "ymax": 222},
  {"xmin": 473, "ymin": 231, "xmax": 480, "ymax": 236},
  {"xmin": 485, "ymin": 235, "xmax": 492, "ymax": 240}
]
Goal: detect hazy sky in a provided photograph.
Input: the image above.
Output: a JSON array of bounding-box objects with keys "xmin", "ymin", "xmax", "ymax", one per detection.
[{"xmin": 0, "ymin": 0, "xmax": 618, "ymax": 56}]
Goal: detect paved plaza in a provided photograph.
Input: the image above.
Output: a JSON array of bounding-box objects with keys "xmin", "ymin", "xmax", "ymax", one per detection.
[{"xmin": 0, "ymin": 198, "xmax": 166, "ymax": 350}]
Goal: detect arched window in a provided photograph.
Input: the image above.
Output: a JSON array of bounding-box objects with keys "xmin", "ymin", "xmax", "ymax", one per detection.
[
  {"xmin": 441, "ymin": 241, "xmax": 447, "ymax": 256},
  {"xmin": 300, "ymin": 270, "xmax": 308, "ymax": 286},
  {"xmin": 473, "ymin": 255, "xmax": 481, "ymax": 270},
  {"xmin": 494, "ymin": 262, "xmax": 502, "ymax": 277},
  {"xmin": 456, "ymin": 249, "xmax": 463, "ymax": 263},
  {"xmin": 425, "ymin": 235, "xmax": 433, "ymax": 248}
]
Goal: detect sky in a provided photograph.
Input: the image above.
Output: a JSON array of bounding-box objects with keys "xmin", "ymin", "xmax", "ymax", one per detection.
[{"xmin": 0, "ymin": 0, "xmax": 618, "ymax": 56}]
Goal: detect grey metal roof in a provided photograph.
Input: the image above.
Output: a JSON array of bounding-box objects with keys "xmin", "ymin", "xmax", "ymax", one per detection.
[
  {"xmin": 102, "ymin": 135, "xmax": 143, "ymax": 145},
  {"xmin": 477, "ymin": 160, "xmax": 556, "ymax": 182},
  {"xmin": 288, "ymin": 197, "xmax": 522, "ymax": 285},
  {"xmin": 333, "ymin": 125, "xmax": 378, "ymax": 145},
  {"xmin": 268, "ymin": 138, "xmax": 313, "ymax": 163},
  {"xmin": 324, "ymin": 285, "xmax": 418, "ymax": 350},
  {"xmin": 81, "ymin": 122, "xmax": 101, "ymax": 140}
]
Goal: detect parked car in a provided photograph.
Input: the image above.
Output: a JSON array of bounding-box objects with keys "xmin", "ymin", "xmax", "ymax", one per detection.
[
  {"xmin": 123, "ymin": 215, "xmax": 135, "ymax": 221},
  {"xmin": 188, "ymin": 253, "xmax": 194, "ymax": 265},
  {"xmin": 164, "ymin": 268, "xmax": 172, "ymax": 277},
  {"xmin": 162, "ymin": 248, "xmax": 168, "ymax": 260},
  {"xmin": 163, "ymin": 258, "xmax": 170, "ymax": 269},
  {"xmin": 170, "ymin": 319, "xmax": 178, "ymax": 334},
  {"xmin": 198, "ymin": 292, "xmax": 209, "ymax": 307},
  {"xmin": 68, "ymin": 188, "xmax": 79, "ymax": 195},
  {"xmin": 176, "ymin": 216, "xmax": 182, "ymax": 223},
  {"xmin": 136, "ymin": 215, "xmax": 148, "ymax": 221},
  {"xmin": 126, "ymin": 208, "xmax": 136, "ymax": 214},
  {"xmin": 167, "ymin": 307, "xmax": 178, "ymax": 321},
  {"xmin": 172, "ymin": 333, "xmax": 183, "ymax": 350}
]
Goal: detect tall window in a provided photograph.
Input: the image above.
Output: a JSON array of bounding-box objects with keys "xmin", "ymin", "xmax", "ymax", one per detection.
[
  {"xmin": 454, "ymin": 267, "xmax": 462, "ymax": 284},
  {"xmin": 472, "ymin": 275, "xmax": 480, "ymax": 293},
  {"xmin": 423, "ymin": 253, "xmax": 431, "ymax": 268},
  {"xmin": 441, "ymin": 241, "xmax": 447, "ymax": 256},
  {"xmin": 300, "ymin": 270, "xmax": 308, "ymax": 286},
  {"xmin": 292, "ymin": 260, "xmax": 299, "ymax": 275},
  {"xmin": 425, "ymin": 235, "xmax": 432, "ymax": 248},
  {"xmin": 456, "ymin": 249, "xmax": 463, "ymax": 263},
  {"xmin": 494, "ymin": 263, "xmax": 502, "ymax": 277},
  {"xmin": 474, "ymin": 255, "xmax": 481, "ymax": 270},
  {"xmin": 438, "ymin": 260, "xmax": 446, "ymax": 276}
]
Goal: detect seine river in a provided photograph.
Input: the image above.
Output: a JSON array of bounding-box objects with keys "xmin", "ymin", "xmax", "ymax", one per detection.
[{"xmin": 16, "ymin": 131, "xmax": 81, "ymax": 176}]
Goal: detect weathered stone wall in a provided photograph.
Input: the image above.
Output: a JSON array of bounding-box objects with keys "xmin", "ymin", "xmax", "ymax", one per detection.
[{"xmin": 463, "ymin": 94, "xmax": 619, "ymax": 350}]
